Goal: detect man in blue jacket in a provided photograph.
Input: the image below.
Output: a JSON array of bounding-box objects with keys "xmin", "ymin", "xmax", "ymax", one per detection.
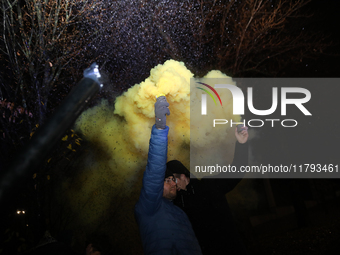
[{"xmin": 134, "ymin": 96, "xmax": 202, "ymax": 255}]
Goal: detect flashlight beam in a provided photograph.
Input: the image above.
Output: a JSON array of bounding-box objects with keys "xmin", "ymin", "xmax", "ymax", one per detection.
[{"xmin": 0, "ymin": 76, "xmax": 101, "ymax": 203}]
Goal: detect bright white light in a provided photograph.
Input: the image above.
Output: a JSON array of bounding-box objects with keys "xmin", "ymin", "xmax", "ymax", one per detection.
[
  {"xmin": 17, "ymin": 210, "xmax": 20, "ymax": 214},
  {"xmin": 94, "ymin": 66, "xmax": 101, "ymax": 78},
  {"xmin": 22, "ymin": 211, "xmax": 25, "ymax": 214}
]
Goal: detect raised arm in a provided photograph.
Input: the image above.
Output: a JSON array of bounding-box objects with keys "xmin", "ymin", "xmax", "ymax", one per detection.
[
  {"xmin": 232, "ymin": 125, "xmax": 249, "ymax": 169},
  {"xmin": 135, "ymin": 96, "xmax": 170, "ymax": 215},
  {"xmin": 209, "ymin": 125, "xmax": 249, "ymax": 194}
]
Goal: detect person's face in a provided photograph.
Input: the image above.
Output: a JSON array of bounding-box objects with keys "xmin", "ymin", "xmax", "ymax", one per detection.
[
  {"xmin": 163, "ymin": 176, "xmax": 177, "ymax": 200},
  {"xmin": 174, "ymin": 174, "xmax": 189, "ymax": 191}
]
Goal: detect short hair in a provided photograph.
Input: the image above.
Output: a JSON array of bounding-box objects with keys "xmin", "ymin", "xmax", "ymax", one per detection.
[{"xmin": 166, "ymin": 160, "xmax": 190, "ymax": 178}]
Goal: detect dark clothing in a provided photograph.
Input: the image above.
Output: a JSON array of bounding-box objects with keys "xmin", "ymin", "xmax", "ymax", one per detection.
[
  {"xmin": 135, "ymin": 125, "xmax": 202, "ymax": 255},
  {"xmin": 173, "ymin": 142, "xmax": 249, "ymax": 255}
]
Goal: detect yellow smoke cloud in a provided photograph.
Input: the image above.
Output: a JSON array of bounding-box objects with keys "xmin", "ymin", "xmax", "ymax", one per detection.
[
  {"xmin": 64, "ymin": 60, "xmax": 242, "ymax": 233},
  {"xmin": 190, "ymin": 70, "xmax": 240, "ymax": 147}
]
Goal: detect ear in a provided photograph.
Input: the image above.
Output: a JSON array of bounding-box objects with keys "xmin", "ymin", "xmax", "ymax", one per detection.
[
  {"xmin": 86, "ymin": 244, "xmax": 93, "ymax": 255},
  {"xmin": 184, "ymin": 174, "xmax": 190, "ymax": 185}
]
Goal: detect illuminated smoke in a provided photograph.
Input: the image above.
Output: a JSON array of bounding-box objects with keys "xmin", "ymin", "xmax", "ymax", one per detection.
[{"xmin": 62, "ymin": 60, "xmax": 253, "ymax": 247}]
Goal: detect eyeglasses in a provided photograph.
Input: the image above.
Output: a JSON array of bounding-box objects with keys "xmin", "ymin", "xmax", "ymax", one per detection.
[{"xmin": 164, "ymin": 177, "xmax": 177, "ymax": 184}]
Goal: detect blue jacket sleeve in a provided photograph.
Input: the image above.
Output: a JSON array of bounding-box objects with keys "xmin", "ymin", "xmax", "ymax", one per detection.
[{"xmin": 136, "ymin": 125, "xmax": 169, "ymax": 215}]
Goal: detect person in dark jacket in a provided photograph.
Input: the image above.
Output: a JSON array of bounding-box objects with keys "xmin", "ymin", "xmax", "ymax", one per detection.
[
  {"xmin": 170, "ymin": 126, "xmax": 249, "ymax": 255},
  {"xmin": 134, "ymin": 96, "xmax": 202, "ymax": 255}
]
